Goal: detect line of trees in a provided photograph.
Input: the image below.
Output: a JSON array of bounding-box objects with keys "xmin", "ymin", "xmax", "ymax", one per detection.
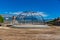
[{"xmin": 47, "ymin": 17, "xmax": 60, "ymax": 26}]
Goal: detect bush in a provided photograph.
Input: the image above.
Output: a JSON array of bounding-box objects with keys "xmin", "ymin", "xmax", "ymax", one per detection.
[{"xmin": 0, "ymin": 15, "xmax": 4, "ymax": 23}]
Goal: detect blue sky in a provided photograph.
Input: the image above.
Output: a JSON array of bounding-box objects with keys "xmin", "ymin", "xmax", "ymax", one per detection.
[{"xmin": 0, "ymin": 0, "xmax": 60, "ymax": 19}]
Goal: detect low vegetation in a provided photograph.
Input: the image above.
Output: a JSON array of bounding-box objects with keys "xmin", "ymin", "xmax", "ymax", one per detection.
[
  {"xmin": 47, "ymin": 17, "xmax": 60, "ymax": 26},
  {"xmin": 0, "ymin": 15, "xmax": 4, "ymax": 23}
]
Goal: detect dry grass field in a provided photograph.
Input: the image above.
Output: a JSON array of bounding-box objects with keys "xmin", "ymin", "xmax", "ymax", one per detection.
[{"xmin": 0, "ymin": 26, "xmax": 60, "ymax": 40}]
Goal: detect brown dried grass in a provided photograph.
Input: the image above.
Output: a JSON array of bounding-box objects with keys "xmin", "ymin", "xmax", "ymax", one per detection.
[{"xmin": 0, "ymin": 26, "xmax": 59, "ymax": 40}]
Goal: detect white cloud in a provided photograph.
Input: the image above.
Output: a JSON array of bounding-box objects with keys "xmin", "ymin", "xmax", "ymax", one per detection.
[
  {"xmin": 37, "ymin": 12, "xmax": 48, "ymax": 17},
  {"xmin": 9, "ymin": 12, "xmax": 22, "ymax": 15},
  {"xmin": 8, "ymin": 11, "xmax": 48, "ymax": 17}
]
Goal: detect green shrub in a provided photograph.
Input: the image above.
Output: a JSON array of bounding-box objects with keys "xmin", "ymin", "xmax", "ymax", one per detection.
[{"xmin": 0, "ymin": 15, "xmax": 4, "ymax": 23}]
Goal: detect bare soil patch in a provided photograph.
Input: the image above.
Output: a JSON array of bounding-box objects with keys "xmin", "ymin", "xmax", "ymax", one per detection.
[{"xmin": 0, "ymin": 26, "xmax": 59, "ymax": 40}]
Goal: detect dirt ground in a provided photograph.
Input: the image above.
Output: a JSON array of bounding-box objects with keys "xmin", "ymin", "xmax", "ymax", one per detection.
[{"xmin": 0, "ymin": 26, "xmax": 60, "ymax": 40}]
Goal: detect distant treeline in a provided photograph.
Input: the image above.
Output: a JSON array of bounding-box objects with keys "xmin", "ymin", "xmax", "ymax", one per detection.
[{"xmin": 47, "ymin": 17, "xmax": 60, "ymax": 26}]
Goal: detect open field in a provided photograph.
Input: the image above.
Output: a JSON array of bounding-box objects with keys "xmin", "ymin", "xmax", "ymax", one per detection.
[{"xmin": 0, "ymin": 26, "xmax": 60, "ymax": 40}]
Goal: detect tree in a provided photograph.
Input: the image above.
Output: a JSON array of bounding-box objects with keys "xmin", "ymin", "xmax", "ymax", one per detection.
[
  {"xmin": 47, "ymin": 17, "xmax": 60, "ymax": 25},
  {"xmin": 0, "ymin": 15, "xmax": 4, "ymax": 23}
]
